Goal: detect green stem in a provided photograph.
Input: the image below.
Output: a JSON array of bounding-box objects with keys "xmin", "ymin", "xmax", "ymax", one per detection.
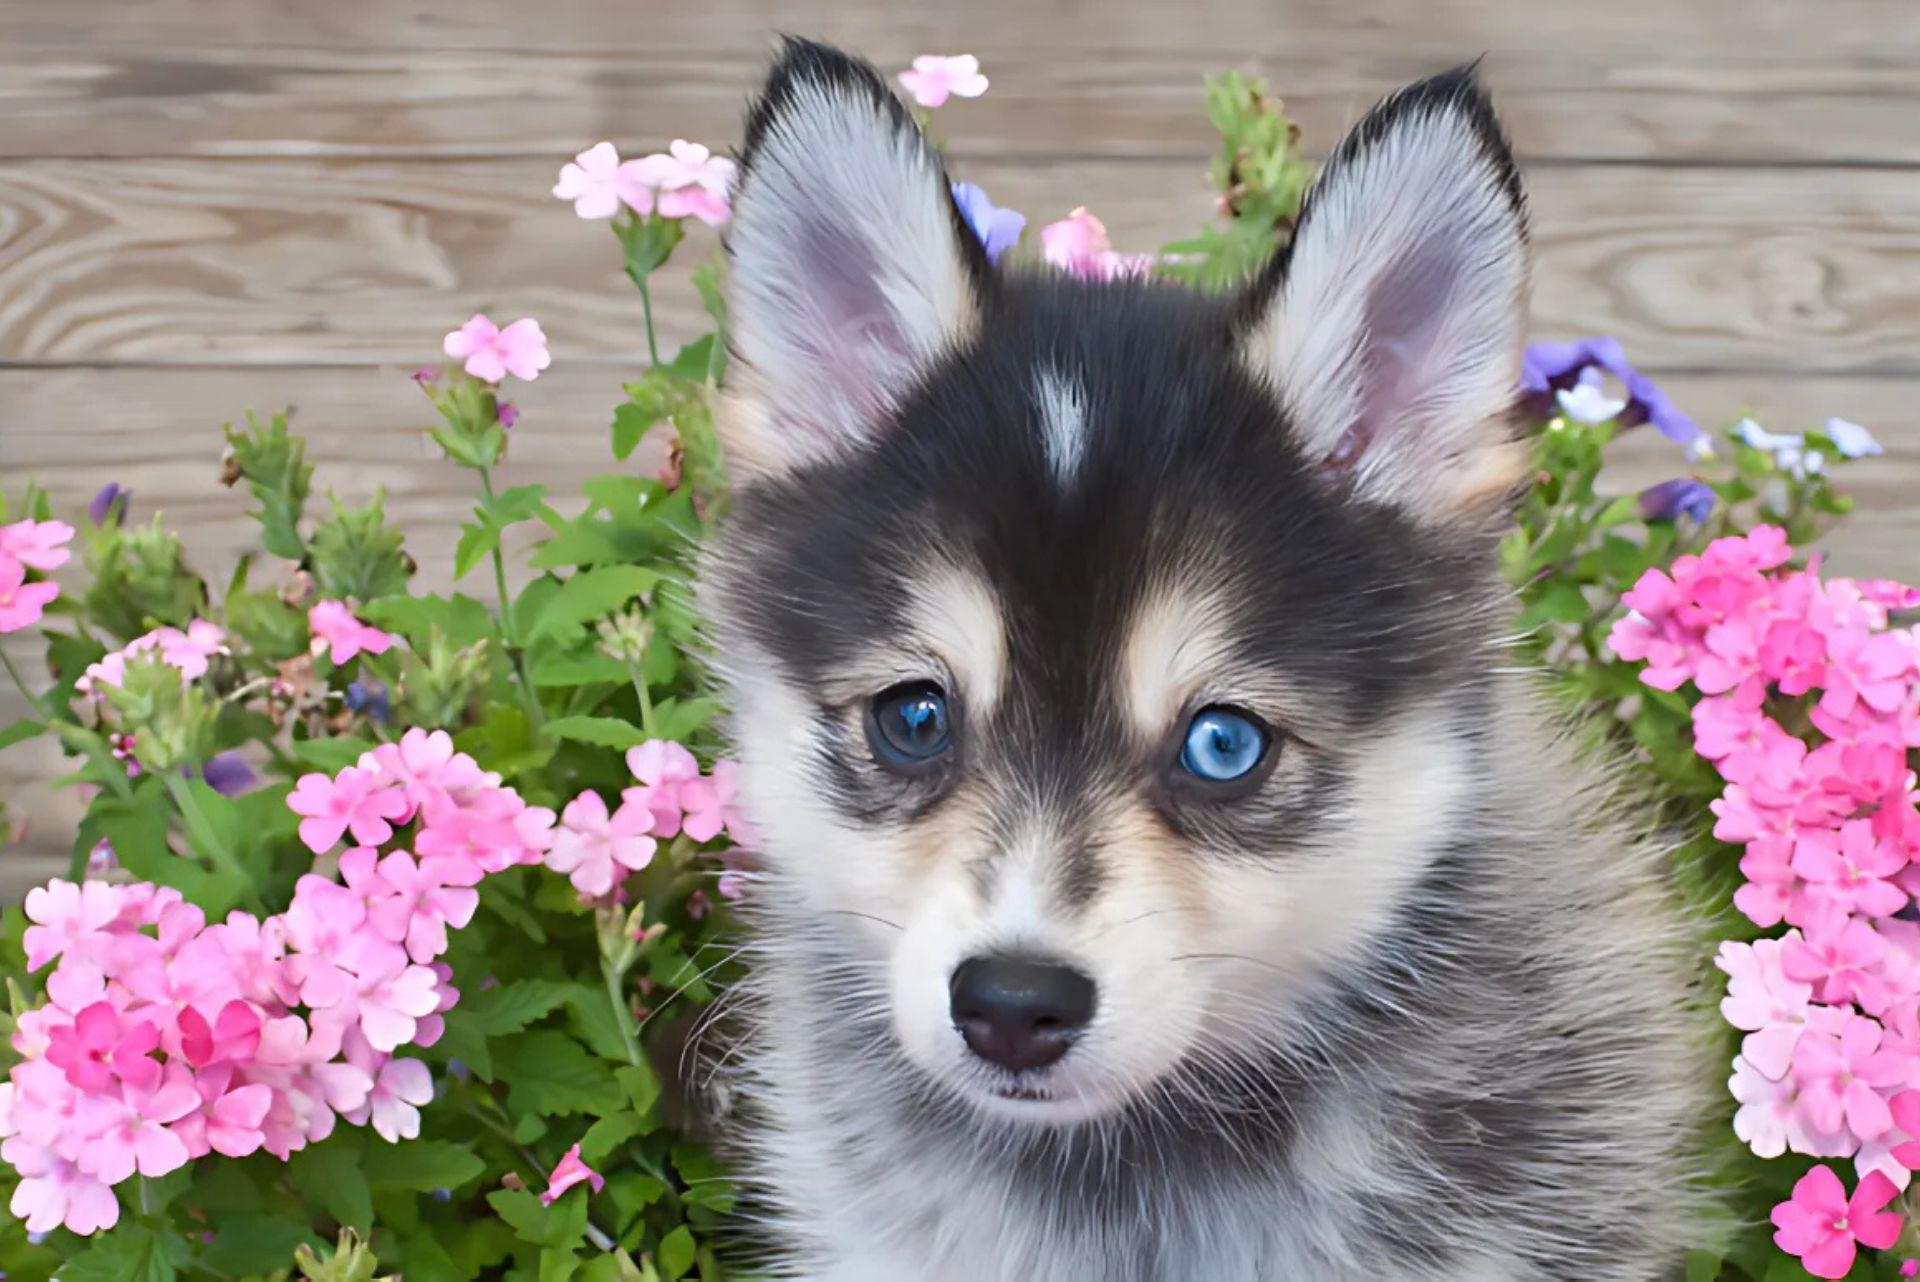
[
  {"xmin": 637, "ymin": 274, "xmax": 663, "ymax": 368},
  {"xmin": 477, "ymin": 465, "xmax": 544, "ymax": 730},
  {"xmin": 604, "ymin": 954, "xmax": 644, "ymax": 1068},
  {"xmin": 0, "ymin": 645, "xmax": 48, "ymax": 720},
  {"xmin": 4, "ymin": 645, "xmax": 134, "ymax": 801},
  {"xmin": 627, "ymin": 661, "xmax": 656, "ymax": 739}
]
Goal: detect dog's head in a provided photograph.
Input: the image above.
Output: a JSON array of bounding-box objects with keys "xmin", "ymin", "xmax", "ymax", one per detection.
[{"xmin": 704, "ymin": 39, "xmax": 1530, "ymax": 1126}]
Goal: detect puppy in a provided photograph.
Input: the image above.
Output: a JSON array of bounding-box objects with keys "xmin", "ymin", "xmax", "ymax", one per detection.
[{"xmin": 699, "ymin": 38, "xmax": 1709, "ymax": 1281}]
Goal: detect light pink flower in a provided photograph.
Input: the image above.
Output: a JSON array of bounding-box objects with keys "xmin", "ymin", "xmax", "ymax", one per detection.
[
  {"xmin": 287, "ymin": 767, "xmax": 411, "ymax": 854},
  {"xmin": 552, "ymin": 141, "xmax": 654, "ymax": 219},
  {"xmin": 7, "ymin": 1150, "xmax": 119, "ymax": 1235},
  {"xmin": 624, "ymin": 738, "xmax": 700, "ymax": 837},
  {"xmin": 363, "ymin": 1057, "xmax": 432, "ymax": 1143},
  {"xmin": 1718, "ymin": 937, "xmax": 1819, "ymax": 1079},
  {"xmin": 1793, "ymin": 819, "xmax": 1910, "ymax": 922},
  {"xmin": 443, "ymin": 313, "xmax": 552, "ymax": 384},
  {"xmin": 1041, "ymin": 208, "xmax": 1155, "ymax": 281},
  {"xmin": 71, "ymin": 1094, "xmax": 191, "ymax": 1184},
  {"xmin": 897, "ymin": 54, "xmax": 989, "ymax": 108},
  {"xmin": 23, "ymin": 879, "xmax": 125, "ymax": 970},
  {"xmin": 0, "ymin": 518, "xmax": 75, "ymax": 572},
  {"xmin": 631, "ymin": 140, "xmax": 735, "ymax": 227},
  {"xmin": 541, "ymin": 1141, "xmax": 605, "ymax": 1204},
  {"xmin": 679, "ymin": 759, "xmax": 752, "ymax": 845},
  {"xmin": 1793, "ymin": 1014, "xmax": 1907, "ymax": 1140},
  {"xmin": 0, "ymin": 553, "xmax": 59, "ymax": 633},
  {"xmin": 1772, "ymin": 1165, "xmax": 1901, "ymax": 1279},
  {"xmin": 546, "ymin": 790, "xmax": 658, "ymax": 897},
  {"xmin": 308, "ymin": 600, "xmax": 397, "ymax": 665}
]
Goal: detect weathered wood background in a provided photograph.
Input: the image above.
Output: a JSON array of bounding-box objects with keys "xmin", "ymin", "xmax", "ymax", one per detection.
[{"xmin": 2, "ymin": 0, "xmax": 1917, "ymax": 897}]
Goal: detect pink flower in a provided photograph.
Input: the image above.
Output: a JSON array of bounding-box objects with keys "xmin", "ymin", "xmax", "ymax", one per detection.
[
  {"xmin": 630, "ymin": 141, "xmax": 735, "ymax": 228},
  {"xmin": 156, "ymin": 620, "xmax": 227, "ymax": 678},
  {"xmin": 1040, "ymin": 207, "xmax": 1154, "ymax": 281},
  {"xmin": 23, "ymin": 879, "xmax": 125, "ymax": 970},
  {"xmin": 624, "ymin": 738, "xmax": 700, "ymax": 837},
  {"xmin": 1793, "ymin": 819, "xmax": 1910, "ymax": 922},
  {"xmin": 1822, "ymin": 628, "xmax": 1915, "ymax": 721},
  {"xmin": 897, "ymin": 54, "xmax": 989, "ymax": 108},
  {"xmin": 0, "ymin": 518, "xmax": 75, "ymax": 571},
  {"xmin": 177, "ymin": 999, "xmax": 263, "ymax": 1069},
  {"xmin": 1771, "ymin": 1165, "xmax": 1902, "ymax": 1279},
  {"xmin": 443, "ymin": 313, "xmax": 552, "ymax": 384},
  {"xmin": 545, "ymin": 790, "xmax": 658, "ymax": 897},
  {"xmin": 71, "ymin": 1094, "xmax": 191, "ymax": 1184},
  {"xmin": 7, "ymin": 1150, "xmax": 119, "ymax": 1236},
  {"xmin": 1785, "ymin": 918, "xmax": 1891, "ymax": 1011},
  {"xmin": 679, "ymin": 759, "xmax": 752, "ymax": 845},
  {"xmin": 362, "ymin": 1057, "xmax": 433, "ymax": 1143},
  {"xmin": 204, "ymin": 1081, "xmax": 273, "ymax": 1158},
  {"xmin": 308, "ymin": 600, "xmax": 397, "ymax": 664},
  {"xmin": 552, "ymin": 141, "xmax": 653, "ymax": 219},
  {"xmin": 541, "ymin": 1141, "xmax": 604, "ymax": 1204},
  {"xmin": 0, "ymin": 552, "xmax": 59, "ymax": 633},
  {"xmin": 287, "ymin": 766, "xmax": 411, "ymax": 854},
  {"xmin": 1793, "ymin": 1014, "xmax": 1907, "ymax": 1140},
  {"xmin": 45, "ymin": 1002, "xmax": 160, "ymax": 1093},
  {"xmin": 364, "ymin": 850, "xmax": 481, "ymax": 964},
  {"xmin": 1717, "ymin": 937, "xmax": 1818, "ymax": 1079}
]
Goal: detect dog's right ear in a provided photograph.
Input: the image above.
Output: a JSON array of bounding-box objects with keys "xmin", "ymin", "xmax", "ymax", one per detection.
[{"xmin": 722, "ymin": 38, "xmax": 992, "ymax": 481}]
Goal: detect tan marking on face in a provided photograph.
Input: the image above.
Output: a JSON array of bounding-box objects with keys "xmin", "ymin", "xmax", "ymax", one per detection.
[
  {"xmin": 1119, "ymin": 583, "xmax": 1238, "ymax": 742},
  {"xmin": 904, "ymin": 562, "xmax": 1008, "ymax": 722}
]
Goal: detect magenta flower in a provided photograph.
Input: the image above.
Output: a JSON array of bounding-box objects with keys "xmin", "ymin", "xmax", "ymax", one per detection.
[
  {"xmin": 631, "ymin": 140, "xmax": 735, "ymax": 228},
  {"xmin": 897, "ymin": 53, "xmax": 988, "ymax": 108},
  {"xmin": 177, "ymin": 999, "xmax": 263, "ymax": 1069},
  {"xmin": 0, "ymin": 553, "xmax": 59, "ymax": 633},
  {"xmin": 287, "ymin": 766, "xmax": 411, "ymax": 854},
  {"xmin": 364, "ymin": 850, "xmax": 482, "ymax": 964},
  {"xmin": 443, "ymin": 313, "xmax": 552, "ymax": 384},
  {"xmin": 545, "ymin": 790, "xmax": 658, "ymax": 897},
  {"xmin": 1772, "ymin": 1165, "xmax": 1901, "ymax": 1279},
  {"xmin": 308, "ymin": 600, "xmax": 398, "ymax": 665},
  {"xmin": 552, "ymin": 141, "xmax": 654, "ymax": 220},
  {"xmin": 45, "ymin": 1002, "xmax": 161, "ymax": 1094},
  {"xmin": 541, "ymin": 1141, "xmax": 605, "ymax": 1204},
  {"xmin": 0, "ymin": 518, "xmax": 75, "ymax": 572},
  {"xmin": 1792, "ymin": 820, "xmax": 1910, "ymax": 922}
]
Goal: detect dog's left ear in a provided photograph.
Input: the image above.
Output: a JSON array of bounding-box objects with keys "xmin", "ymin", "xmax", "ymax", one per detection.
[{"xmin": 1241, "ymin": 68, "xmax": 1531, "ymax": 524}]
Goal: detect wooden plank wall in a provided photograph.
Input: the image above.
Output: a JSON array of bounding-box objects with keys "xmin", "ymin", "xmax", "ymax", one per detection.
[{"xmin": 2, "ymin": 0, "xmax": 1916, "ymax": 897}]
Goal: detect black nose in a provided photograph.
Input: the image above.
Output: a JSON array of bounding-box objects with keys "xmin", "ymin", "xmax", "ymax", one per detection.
[{"xmin": 949, "ymin": 956, "xmax": 1097, "ymax": 1072}]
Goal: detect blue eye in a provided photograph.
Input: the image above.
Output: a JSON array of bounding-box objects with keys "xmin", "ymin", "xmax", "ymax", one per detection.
[
  {"xmin": 868, "ymin": 682, "xmax": 953, "ymax": 769},
  {"xmin": 1178, "ymin": 707, "xmax": 1271, "ymax": 783}
]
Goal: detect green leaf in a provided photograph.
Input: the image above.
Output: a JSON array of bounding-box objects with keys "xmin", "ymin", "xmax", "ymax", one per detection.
[
  {"xmin": 528, "ymin": 566, "xmax": 662, "ymax": 644},
  {"xmin": 400, "ymin": 1231, "xmax": 467, "ymax": 1282},
  {"xmin": 546, "ymin": 716, "xmax": 647, "ymax": 750},
  {"xmin": 656, "ymin": 1227, "xmax": 696, "ymax": 1282},
  {"xmin": 488, "ymin": 1187, "xmax": 588, "ymax": 1249},
  {"xmin": 224, "ymin": 410, "xmax": 313, "ymax": 561},
  {"xmin": 455, "ymin": 518, "xmax": 503, "ymax": 581},
  {"xmin": 290, "ymin": 735, "xmax": 374, "ymax": 772},
  {"xmin": 464, "ymin": 979, "xmax": 576, "ymax": 1035},
  {"xmin": 497, "ymin": 1030, "xmax": 625, "ymax": 1118},
  {"xmin": 432, "ymin": 1009, "xmax": 495, "ymax": 1079},
  {"xmin": 1683, "ymin": 1250, "xmax": 1723, "ymax": 1282},
  {"xmin": 580, "ymin": 1111, "xmax": 647, "ymax": 1163},
  {"xmin": 198, "ymin": 1213, "xmax": 322, "ymax": 1276},
  {"xmin": 487, "ymin": 483, "xmax": 552, "ymax": 527},
  {"xmin": 649, "ymin": 697, "xmax": 720, "ymax": 743},
  {"xmin": 59, "ymin": 1223, "xmax": 189, "ymax": 1282},
  {"xmin": 288, "ymin": 1135, "xmax": 375, "ymax": 1230},
  {"xmin": 364, "ymin": 1138, "xmax": 487, "ymax": 1191},
  {"xmin": 0, "ymin": 718, "xmax": 43, "ymax": 752},
  {"xmin": 615, "ymin": 1064, "xmax": 662, "ymax": 1117},
  {"xmin": 364, "ymin": 592, "xmax": 494, "ymax": 649},
  {"xmin": 532, "ymin": 651, "xmax": 632, "ymax": 688},
  {"xmin": 612, "ymin": 401, "xmax": 659, "ymax": 462}
]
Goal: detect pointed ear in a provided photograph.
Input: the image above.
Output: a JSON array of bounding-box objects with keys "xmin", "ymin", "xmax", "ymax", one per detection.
[
  {"xmin": 1241, "ymin": 68, "xmax": 1531, "ymax": 524},
  {"xmin": 721, "ymin": 39, "xmax": 991, "ymax": 481}
]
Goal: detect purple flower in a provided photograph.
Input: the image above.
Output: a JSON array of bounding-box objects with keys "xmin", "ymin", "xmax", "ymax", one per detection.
[
  {"xmin": 497, "ymin": 402, "xmax": 520, "ymax": 430},
  {"xmin": 1638, "ymin": 478, "xmax": 1715, "ymax": 524},
  {"xmin": 951, "ymin": 181, "xmax": 1026, "ymax": 264},
  {"xmin": 199, "ymin": 752, "xmax": 259, "ymax": 797},
  {"xmin": 411, "ymin": 366, "xmax": 440, "ymax": 387},
  {"xmin": 88, "ymin": 483, "xmax": 130, "ymax": 527},
  {"xmin": 1521, "ymin": 337, "xmax": 1702, "ymax": 450},
  {"xmin": 346, "ymin": 678, "xmax": 391, "ymax": 725}
]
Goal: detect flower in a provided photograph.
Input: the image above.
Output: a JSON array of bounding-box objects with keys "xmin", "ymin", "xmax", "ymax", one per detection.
[
  {"xmin": 951, "ymin": 181, "xmax": 1026, "ymax": 263},
  {"xmin": 631, "ymin": 140, "xmax": 735, "ymax": 227},
  {"xmin": 77, "ymin": 621, "xmax": 228, "ymax": 693},
  {"xmin": 679, "ymin": 759, "xmax": 753, "ymax": 845},
  {"xmin": 1041, "ymin": 208, "xmax": 1155, "ymax": 281},
  {"xmin": 1792, "ymin": 1013, "xmax": 1905, "ymax": 1139},
  {"xmin": 552, "ymin": 141, "xmax": 653, "ymax": 220},
  {"xmin": 1826, "ymin": 417, "xmax": 1883, "ymax": 460},
  {"xmin": 1735, "ymin": 418, "xmax": 1825, "ymax": 479},
  {"xmin": 1771, "ymin": 1165, "xmax": 1901, "ymax": 1278},
  {"xmin": 0, "ymin": 519, "xmax": 75, "ymax": 572},
  {"xmin": 1554, "ymin": 368, "xmax": 1627, "ymax": 424},
  {"xmin": 361, "ymin": 1057, "xmax": 433, "ymax": 1143},
  {"xmin": 45, "ymin": 1003, "xmax": 160, "ymax": 1094},
  {"xmin": 442, "ymin": 314, "xmax": 552, "ymax": 384},
  {"xmin": 545, "ymin": 790, "xmax": 658, "ymax": 897},
  {"xmin": 345, "ymin": 678, "xmax": 391, "ymax": 725},
  {"xmin": 1638, "ymin": 478, "xmax": 1715, "ymax": 524},
  {"xmin": 1718, "ymin": 938, "xmax": 1820, "ymax": 1079},
  {"xmin": 1519, "ymin": 337, "xmax": 1702, "ymax": 450},
  {"xmin": 624, "ymin": 739, "xmax": 701, "ymax": 837},
  {"xmin": 541, "ymin": 1142, "xmax": 605, "ymax": 1204},
  {"xmin": 0, "ymin": 553, "xmax": 59, "ymax": 633},
  {"xmin": 496, "ymin": 401, "xmax": 519, "ymax": 430},
  {"xmin": 898, "ymin": 54, "xmax": 989, "ymax": 109},
  {"xmin": 200, "ymin": 752, "xmax": 259, "ymax": 798},
  {"xmin": 286, "ymin": 767, "xmax": 411, "ymax": 854},
  {"xmin": 308, "ymin": 600, "xmax": 398, "ymax": 665},
  {"xmin": 88, "ymin": 484, "xmax": 130, "ymax": 526}
]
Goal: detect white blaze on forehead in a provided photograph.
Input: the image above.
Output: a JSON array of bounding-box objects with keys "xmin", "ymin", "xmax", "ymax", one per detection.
[
  {"xmin": 907, "ymin": 563, "xmax": 1008, "ymax": 720},
  {"xmin": 1120, "ymin": 582, "xmax": 1236, "ymax": 739},
  {"xmin": 1035, "ymin": 367, "xmax": 1088, "ymax": 488}
]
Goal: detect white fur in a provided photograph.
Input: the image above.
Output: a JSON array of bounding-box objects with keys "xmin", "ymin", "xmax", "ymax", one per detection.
[{"xmin": 1035, "ymin": 367, "xmax": 1089, "ymax": 489}]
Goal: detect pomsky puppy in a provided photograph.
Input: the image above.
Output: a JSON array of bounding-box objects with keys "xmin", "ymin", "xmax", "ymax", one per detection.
[{"xmin": 698, "ymin": 37, "xmax": 1708, "ymax": 1281}]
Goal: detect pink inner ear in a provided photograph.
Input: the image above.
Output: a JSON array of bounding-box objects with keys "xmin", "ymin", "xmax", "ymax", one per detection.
[
  {"xmin": 783, "ymin": 216, "xmax": 918, "ymax": 443},
  {"xmin": 1326, "ymin": 246, "xmax": 1467, "ymax": 477}
]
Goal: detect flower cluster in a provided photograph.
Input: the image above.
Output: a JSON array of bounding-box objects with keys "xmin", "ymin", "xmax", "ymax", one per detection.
[
  {"xmin": 1610, "ymin": 527, "xmax": 1920, "ymax": 1277},
  {"xmin": 548, "ymin": 739, "xmax": 751, "ymax": 898},
  {"xmin": 551, "ymin": 139, "xmax": 736, "ymax": 227},
  {"xmin": 2, "ymin": 728, "xmax": 553, "ymax": 1236},
  {"xmin": 0, "ymin": 518, "xmax": 72, "ymax": 634},
  {"xmin": 77, "ymin": 620, "xmax": 228, "ymax": 694}
]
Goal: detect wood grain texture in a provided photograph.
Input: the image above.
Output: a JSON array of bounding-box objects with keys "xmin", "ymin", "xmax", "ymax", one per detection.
[
  {"xmin": 1, "ymin": 0, "xmax": 1915, "ymax": 899},
  {"xmin": 2, "ymin": 157, "xmax": 1916, "ymax": 373}
]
